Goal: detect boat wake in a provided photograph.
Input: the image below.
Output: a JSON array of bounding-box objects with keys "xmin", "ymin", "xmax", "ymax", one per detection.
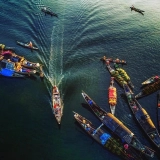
[{"xmin": 48, "ymin": 20, "xmax": 64, "ymax": 88}]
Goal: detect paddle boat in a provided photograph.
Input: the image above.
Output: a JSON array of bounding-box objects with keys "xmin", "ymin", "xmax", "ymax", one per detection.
[
  {"xmin": 130, "ymin": 5, "xmax": 145, "ymax": 15},
  {"xmin": 17, "ymin": 41, "xmax": 38, "ymax": 50}
]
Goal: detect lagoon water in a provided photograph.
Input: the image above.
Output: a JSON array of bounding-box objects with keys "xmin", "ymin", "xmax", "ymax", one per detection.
[{"xmin": 0, "ymin": 0, "xmax": 160, "ymax": 160}]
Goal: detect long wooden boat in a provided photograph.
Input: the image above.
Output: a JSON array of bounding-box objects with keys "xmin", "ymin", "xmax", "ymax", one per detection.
[
  {"xmin": 141, "ymin": 76, "xmax": 160, "ymax": 86},
  {"xmin": 101, "ymin": 56, "xmax": 127, "ymax": 65},
  {"xmin": 135, "ymin": 79, "xmax": 160, "ymax": 99},
  {"xmin": 157, "ymin": 91, "xmax": 160, "ymax": 132},
  {"xmin": 52, "ymin": 85, "xmax": 63, "ymax": 124},
  {"xmin": 123, "ymin": 84, "xmax": 160, "ymax": 149},
  {"xmin": 81, "ymin": 91, "xmax": 154, "ymax": 158},
  {"xmin": 17, "ymin": 41, "xmax": 38, "ymax": 50},
  {"xmin": 0, "ymin": 59, "xmax": 25, "ymax": 78},
  {"xmin": 108, "ymin": 77, "xmax": 117, "ymax": 115},
  {"xmin": 73, "ymin": 111, "xmax": 144, "ymax": 160}
]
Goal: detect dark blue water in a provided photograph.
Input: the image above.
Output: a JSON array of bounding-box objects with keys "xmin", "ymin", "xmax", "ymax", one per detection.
[{"xmin": 0, "ymin": 0, "xmax": 160, "ymax": 160}]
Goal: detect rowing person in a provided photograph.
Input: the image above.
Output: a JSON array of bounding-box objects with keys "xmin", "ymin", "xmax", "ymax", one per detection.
[{"xmin": 28, "ymin": 41, "xmax": 33, "ymax": 48}]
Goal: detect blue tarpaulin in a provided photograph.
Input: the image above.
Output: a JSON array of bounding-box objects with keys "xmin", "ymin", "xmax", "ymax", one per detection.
[
  {"xmin": 0, "ymin": 69, "xmax": 14, "ymax": 77},
  {"xmin": 100, "ymin": 133, "xmax": 111, "ymax": 145},
  {"xmin": 89, "ymin": 100, "xmax": 93, "ymax": 105}
]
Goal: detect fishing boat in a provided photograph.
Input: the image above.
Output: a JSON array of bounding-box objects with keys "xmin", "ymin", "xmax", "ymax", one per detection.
[
  {"xmin": 123, "ymin": 84, "xmax": 160, "ymax": 149},
  {"xmin": 41, "ymin": 7, "xmax": 58, "ymax": 17},
  {"xmin": 52, "ymin": 85, "xmax": 63, "ymax": 124},
  {"xmin": 157, "ymin": 91, "xmax": 160, "ymax": 132},
  {"xmin": 17, "ymin": 41, "xmax": 38, "ymax": 50},
  {"xmin": 135, "ymin": 79, "xmax": 160, "ymax": 99},
  {"xmin": 81, "ymin": 91, "xmax": 154, "ymax": 158},
  {"xmin": 73, "ymin": 111, "xmax": 144, "ymax": 160},
  {"xmin": 0, "ymin": 59, "xmax": 25, "ymax": 78},
  {"xmin": 141, "ymin": 76, "xmax": 160, "ymax": 86},
  {"xmin": 108, "ymin": 77, "xmax": 117, "ymax": 115},
  {"xmin": 114, "ymin": 63, "xmax": 134, "ymax": 89},
  {"xmin": 101, "ymin": 56, "xmax": 127, "ymax": 65}
]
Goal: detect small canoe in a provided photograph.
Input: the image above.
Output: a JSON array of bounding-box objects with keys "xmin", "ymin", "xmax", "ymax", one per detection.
[
  {"xmin": 52, "ymin": 85, "xmax": 63, "ymax": 124},
  {"xmin": 130, "ymin": 6, "xmax": 144, "ymax": 15},
  {"xmin": 157, "ymin": 91, "xmax": 160, "ymax": 132},
  {"xmin": 81, "ymin": 90, "xmax": 154, "ymax": 158},
  {"xmin": 41, "ymin": 7, "xmax": 58, "ymax": 17},
  {"xmin": 101, "ymin": 56, "xmax": 127, "ymax": 65},
  {"xmin": 142, "ymin": 76, "xmax": 160, "ymax": 86},
  {"xmin": 123, "ymin": 84, "xmax": 160, "ymax": 149},
  {"xmin": 17, "ymin": 41, "xmax": 38, "ymax": 50},
  {"xmin": 73, "ymin": 111, "xmax": 143, "ymax": 160},
  {"xmin": 108, "ymin": 77, "xmax": 117, "ymax": 115},
  {"xmin": 135, "ymin": 79, "xmax": 160, "ymax": 99}
]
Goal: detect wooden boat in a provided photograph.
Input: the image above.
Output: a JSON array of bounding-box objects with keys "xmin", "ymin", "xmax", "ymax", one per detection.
[
  {"xmin": 157, "ymin": 91, "xmax": 160, "ymax": 132},
  {"xmin": 14, "ymin": 62, "xmax": 37, "ymax": 75},
  {"xmin": 41, "ymin": 7, "xmax": 58, "ymax": 17},
  {"xmin": 52, "ymin": 85, "xmax": 63, "ymax": 124},
  {"xmin": 141, "ymin": 76, "xmax": 160, "ymax": 86},
  {"xmin": 81, "ymin": 91, "xmax": 154, "ymax": 158},
  {"xmin": 0, "ymin": 59, "xmax": 25, "ymax": 78},
  {"xmin": 123, "ymin": 84, "xmax": 160, "ymax": 149},
  {"xmin": 135, "ymin": 79, "xmax": 160, "ymax": 99},
  {"xmin": 101, "ymin": 56, "xmax": 127, "ymax": 65},
  {"xmin": 73, "ymin": 111, "xmax": 144, "ymax": 160},
  {"xmin": 108, "ymin": 77, "xmax": 117, "ymax": 115},
  {"xmin": 130, "ymin": 5, "xmax": 144, "ymax": 15},
  {"xmin": 114, "ymin": 63, "xmax": 134, "ymax": 89},
  {"xmin": 17, "ymin": 41, "xmax": 38, "ymax": 50}
]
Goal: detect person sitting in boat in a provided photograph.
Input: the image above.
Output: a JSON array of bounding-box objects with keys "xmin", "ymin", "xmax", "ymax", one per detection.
[
  {"xmin": 43, "ymin": 7, "xmax": 47, "ymax": 11},
  {"xmin": 28, "ymin": 41, "xmax": 33, "ymax": 48}
]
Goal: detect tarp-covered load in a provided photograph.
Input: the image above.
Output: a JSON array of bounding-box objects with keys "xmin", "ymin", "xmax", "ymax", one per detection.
[
  {"xmin": 100, "ymin": 133, "xmax": 111, "ymax": 145},
  {"xmin": 109, "ymin": 88, "xmax": 117, "ymax": 105},
  {"xmin": 0, "ymin": 68, "xmax": 14, "ymax": 77}
]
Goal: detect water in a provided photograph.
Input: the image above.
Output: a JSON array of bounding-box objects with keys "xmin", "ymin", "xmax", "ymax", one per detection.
[{"xmin": 0, "ymin": 0, "xmax": 160, "ymax": 159}]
